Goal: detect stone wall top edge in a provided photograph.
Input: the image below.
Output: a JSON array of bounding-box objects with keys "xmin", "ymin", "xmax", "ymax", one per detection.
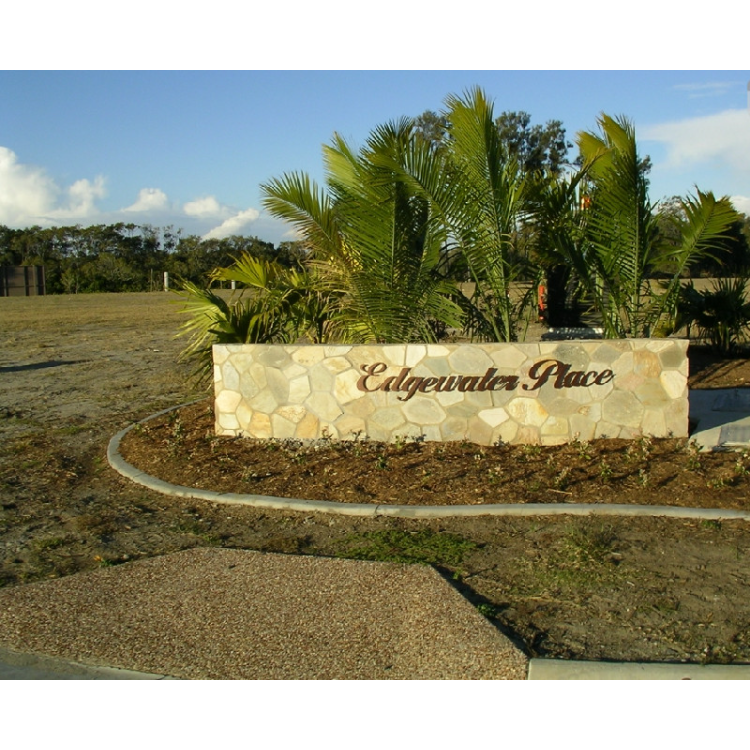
[{"xmin": 214, "ymin": 339, "xmax": 689, "ymax": 352}]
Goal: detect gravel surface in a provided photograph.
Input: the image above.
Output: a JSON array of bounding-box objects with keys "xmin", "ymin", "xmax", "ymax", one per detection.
[{"xmin": 0, "ymin": 547, "xmax": 528, "ymax": 679}]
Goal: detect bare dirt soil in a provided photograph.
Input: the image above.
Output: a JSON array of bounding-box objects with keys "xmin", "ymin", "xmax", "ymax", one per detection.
[{"xmin": 4, "ymin": 292, "xmax": 750, "ymax": 666}]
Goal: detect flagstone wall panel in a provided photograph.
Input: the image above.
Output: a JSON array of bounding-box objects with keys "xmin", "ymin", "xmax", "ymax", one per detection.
[{"xmin": 213, "ymin": 340, "xmax": 689, "ymax": 446}]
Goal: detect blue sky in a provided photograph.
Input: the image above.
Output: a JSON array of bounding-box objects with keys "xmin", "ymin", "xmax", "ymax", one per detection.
[{"xmin": 1, "ymin": 70, "xmax": 749, "ymax": 245}]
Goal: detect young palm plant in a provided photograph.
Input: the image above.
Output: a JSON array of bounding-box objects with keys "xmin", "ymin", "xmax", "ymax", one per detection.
[
  {"xmin": 177, "ymin": 254, "xmax": 334, "ymax": 384},
  {"xmin": 386, "ymin": 88, "xmax": 538, "ymax": 341},
  {"xmin": 442, "ymin": 88, "xmax": 536, "ymax": 342},
  {"xmin": 261, "ymin": 119, "xmax": 463, "ymax": 343},
  {"xmin": 678, "ymin": 275, "xmax": 750, "ymax": 355},
  {"xmin": 544, "ymin": 114, "xmax": 738, "ymax": 337}
]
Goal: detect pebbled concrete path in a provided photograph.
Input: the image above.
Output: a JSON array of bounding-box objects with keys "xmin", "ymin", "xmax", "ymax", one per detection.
[{"xmin": 0, "ymin": 548, "xmax": 527, "ymax": 680}]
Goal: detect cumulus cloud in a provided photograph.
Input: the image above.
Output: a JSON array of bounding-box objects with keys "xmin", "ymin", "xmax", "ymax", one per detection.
[
  {"xmin": 48, "ymin": 176, "xmax": 107, "ymax": 220},
  {"xmin": 641, "ymin": 109, "xmax": 750, "ymax": 173},
  {"xmin": 202, "ymin": 208, "xmax": 261, "ymax": 240},
  {"xmin": 730, "ymin": 195, "xmax": 750, "ymax": 216},
  {"xmin": 122, "ymin": 187, "xmax": 169, "ymax": 213},
  {"xmin": 0, "ymin": 146, "xmax": 59, "ymax": 225},
  {"xmin": 0, "ymin": 146, "xmax": 276, "ymax": 240},
  {"xmin": 0, "ymin": 146, "xmax": 108, "ymax": 225},
  {"xmin": 183, "ymin": 195, "xmax": 228, "ymax": 219}
]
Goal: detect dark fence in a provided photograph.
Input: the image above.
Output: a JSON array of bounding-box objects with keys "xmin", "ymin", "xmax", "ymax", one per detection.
[{"xmin": 0, "ymin": 266, "xmax": 46, "ymax": 297}]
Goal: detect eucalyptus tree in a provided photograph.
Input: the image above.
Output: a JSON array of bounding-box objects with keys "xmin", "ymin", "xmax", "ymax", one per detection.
[{"xmin": 260, "ymin": 118, "xmax": 463, "ymax": 343}]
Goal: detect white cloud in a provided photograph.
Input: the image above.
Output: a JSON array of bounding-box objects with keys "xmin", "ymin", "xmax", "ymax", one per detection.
[
  {"xmin": 122, "ymin": 187, "xmax": 169, "ymax": 213},
  {"xmin": 0, "ymin": 147, "xmax": 278, "ymax": 241},
  {"xmin": 202, "ymin": 208, "xmax": 260, "ymax": 240},
  {"xmin": 0, "ymin": 146, "xmax": 59, "ymax": 225},
  {"xmin": 0, "ymin": 146, "xmax": 108, "ymax": 225},
  {"xmin": 641, "ymin": 109, "xmax": 750, "ymax": 173},
  {"xmin": 183, "ymin": 195, "xmax": 228, "ymax": 219},
  {"xmin": 672, "ymin": 81, "xmax": 741, "ymax": 99},
  {"xmin": 48, "ymin": 176, "xmax": 107, "ymax": 220},
  {"xmin": 730, "ymin": 195, "xmax": 750, "ymax": 216}
]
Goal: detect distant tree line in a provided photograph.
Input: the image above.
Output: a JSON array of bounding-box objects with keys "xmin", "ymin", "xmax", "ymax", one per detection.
[
  {"xmin": 0, "ymin": 223, "xmax": 306, "ymax": 294},
  {"xmin": 2, "ymin": 105, "xmax": 749, "ymax": 301}
]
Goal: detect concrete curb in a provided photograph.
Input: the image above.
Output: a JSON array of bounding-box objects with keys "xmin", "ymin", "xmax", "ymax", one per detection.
[
  {"xmin": 107, "ymin": 402, "xmax": 750, "ymax": 521},
  {"xmin": 0, "ymin": 646, "xmax": 177, "ymax": 680},
  {"xmin": 528, "ymin": 658, "xmax": 750, "ymax": 680}
]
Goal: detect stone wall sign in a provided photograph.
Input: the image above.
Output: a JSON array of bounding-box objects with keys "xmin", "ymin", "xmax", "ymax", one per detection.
[{"xmin": 212, "ymin": 340, "xmax": 689, "ymax": 446}]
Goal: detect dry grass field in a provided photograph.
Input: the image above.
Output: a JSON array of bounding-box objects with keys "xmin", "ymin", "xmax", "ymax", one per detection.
[{"xmin": 4, "ymin": 291, "xmax": 750, "ymax": 665}]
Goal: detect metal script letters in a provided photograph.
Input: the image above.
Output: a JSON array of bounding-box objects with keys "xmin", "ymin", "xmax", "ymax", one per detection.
[{"xmin": 356, "ymin": 360, "xmax": 615, "ymax": 402}]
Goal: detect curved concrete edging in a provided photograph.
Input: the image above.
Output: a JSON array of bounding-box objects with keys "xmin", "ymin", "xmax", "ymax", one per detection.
[{"xmin": 107, "ymin": 402, "xmax": 750, "ymax": 521}]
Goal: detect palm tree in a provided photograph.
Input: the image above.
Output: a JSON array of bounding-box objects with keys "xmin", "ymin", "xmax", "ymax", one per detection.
[
  {"xmin": 176, "ymin": 254, "xmax": 334, "ymax": 384},
  {"xmin": 540, "ymin": 114, "xmax": 738, "ymax": 337},
  {"xmin": 387, "ymin": 88, "xmax": 538, "ymax": 342},
  {"xmin": 261, "ymin": 119, "xmax": 463, "ymax": 344},
  {"xmin": 441, "ymin": 88, "xmax": 537, "ymax": 342}
]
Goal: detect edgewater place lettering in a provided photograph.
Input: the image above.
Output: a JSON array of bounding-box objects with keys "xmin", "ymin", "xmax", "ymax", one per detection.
[{"xmin": 356, "ymin": 359, "xmax": 615, "ymax": 402}]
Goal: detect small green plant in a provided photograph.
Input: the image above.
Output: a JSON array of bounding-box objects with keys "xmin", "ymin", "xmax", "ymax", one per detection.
[
  {"xmin": 33, "ymin": 536, "xmax": 67, "ymax": 552},
  {"xmin": 564, "ymin": 522, "xmax": 617, "ymax": 564},
  {"xmin": 701, "ymin": 519, "xmax": 722, "ymax": 531},
  {"xmin": 574, "ymin": 438, "xmax": 593, "ymax": 461},
  {"xmin": 476, "ymin": 603, "xmax": 496, "ymax": 618},
  {"xmin": 598, "ymin": 460, "xmax": 613, "ymax": 483},
  {"xmin": 637, "ymin": 435, "xmax": 653, "ymax": 461},
  {"xmin": 637, "ymin": 468, "xmax": 650, "ymax": 487},
  {"xmin": 486, "ymin": 467, "xmax": 503, "ymax": 484},
  {"xmin": 735, "ymin": 452, "xmax": 750, "ymax": 477},
  {"xmin": 376, "ymin": 454, "xmax": 388, "ymax": 470},
  {"xmin": 686, "ymin": 440, "xmax": 703, "ymax": 472},
  {"xmin": 167, "ymin": 414, "xmax": 184, "ymax": 451},
  {"xmin": 349, "ymin": 431, "xmax": 365, "ymax": 457},
  {"xmin": 93, "ymin": 555, "xmax": 113, "ymax": 568}
]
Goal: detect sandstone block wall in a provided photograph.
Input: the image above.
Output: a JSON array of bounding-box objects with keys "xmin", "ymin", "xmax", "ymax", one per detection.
[{"xmin": 213, "ymin": 340, "xmax": 689, "ymax": 446}]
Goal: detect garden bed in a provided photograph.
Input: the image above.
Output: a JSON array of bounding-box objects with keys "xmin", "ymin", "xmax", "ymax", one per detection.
[{"xmin": 121, "ymin": 398, "xmax": 750, "ymax": 510}]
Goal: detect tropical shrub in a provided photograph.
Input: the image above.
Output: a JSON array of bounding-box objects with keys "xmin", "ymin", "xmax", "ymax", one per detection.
[
  {"xmin": 261, "ymin": 119, "xmax": 463, "ymax": 344},
  {"xmin": 440, "ymin": 88, "xmax": 539, "ymax": 341},
  {"xmin": 678, "ymin": 276, "xmax": 750, "ymax": 355},
  {"xmin": 538, "ymin": 114, "xmax": 739, "ymax": 338},
  {"xmin": 177, "ymin": 254, "xmax": 334, "ymax": 383}
]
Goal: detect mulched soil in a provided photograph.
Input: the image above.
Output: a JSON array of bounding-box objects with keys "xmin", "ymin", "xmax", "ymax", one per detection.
[{"xmin": 120, "ymin": 399, "xmax": 750, "ymax": 510}]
